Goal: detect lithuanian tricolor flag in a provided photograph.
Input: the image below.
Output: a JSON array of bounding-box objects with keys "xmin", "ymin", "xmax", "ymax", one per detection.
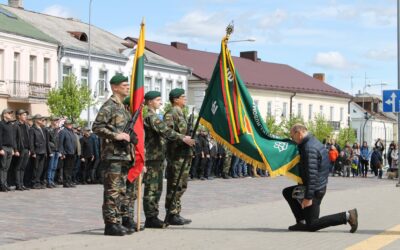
[
  {"xmin": 127, "ymin": 20, "xmax": 145, "ymax": 182},
  {"xmin": 198, "ymin": 33, "xmax": 302, "ymax": 183}
]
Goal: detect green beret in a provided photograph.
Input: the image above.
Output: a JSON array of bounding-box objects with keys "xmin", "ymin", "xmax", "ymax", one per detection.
[
  {"xmin": 110, "ymin": 74, "xmax": 128, "ymax": 85},
  {"xmin": 169, "ymin": 88, "xmax": 185, "ymax": 99},
  {"xmin": 123, "ymin": 97, "xmax": 130, "ymax": 107},
  {"xmin": 144, "ymin": 91, "xmax": 161, "ymax": 101}
]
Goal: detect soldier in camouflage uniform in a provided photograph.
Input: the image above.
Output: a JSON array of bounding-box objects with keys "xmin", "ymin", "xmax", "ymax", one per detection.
[
  {"xmin": 222, "ymin": 147, "xmax": 232, "ymax": 179},
  {"xmin": 92, "ymin": 74, "xmax": 135, "ymax": 236},
  {"xmin": 164, "ymin": 88, "xmax": 194, "ymax": 225},
  {"xmin": 142, "ymin": 91, "xmax": 195, "ymax": 228}
]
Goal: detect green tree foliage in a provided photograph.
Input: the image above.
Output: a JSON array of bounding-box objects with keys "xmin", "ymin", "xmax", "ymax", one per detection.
[
  {"xmin": 307, "ymin": 114, "xmax": 333, "ymax": 142},
  {"xmin": 280, "ymin": 115, "xmax": 305, "ymax": 138},
  {"xmin": 265, "ymin": 115, "xmax": 285, "ymax": 137},
  {"xmin": 337, "ymin": 127, "xmax": 357, "ymax": 149},
  {"xmin": 47, "ymin": 76, "xmax": 95, "ymax": 122}
]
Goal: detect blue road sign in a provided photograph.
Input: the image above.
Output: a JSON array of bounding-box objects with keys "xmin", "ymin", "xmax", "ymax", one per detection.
[{"xmin": 383, "ymin": 90, "xmax": 400, "ymax": 113}]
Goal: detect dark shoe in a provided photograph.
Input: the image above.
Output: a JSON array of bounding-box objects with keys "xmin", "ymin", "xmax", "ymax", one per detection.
[
  {"xmin": 222, "ymin": 175, "xmax": 231, "ymax": 179},
  {"xmin": 104, "ymin": 223, "xmax": 126, "ymax": 236},
  {"xmin": 16, "ymin": 186, "xmax": 24, "ymax": 191},
  {"xmin": 63, "ymin": 183, "xmax": 71, "ymax": 188},
  {"xmin": 22, "ymin": 186, "xmax": 30, "ymax": 190},
  {"xmin": 348, "ymin": 209, "xmax": 358, "ymax": 233},
  {"xmin": 50, "ymin": 183, "xmax": 57, "ymax": 188},
  {"xmin": 0, "ymin": 185, "xmax": 7, "ymax": 192},
  {"xmin": 32, "ymin": 184, "xmax": 42, "ymax": 189},
  {"xmin": 167, "ymin": 214, "xmax": 186, "ymax": 225},
  {"xmin": 200, "ymin": 177, "xmax": 206, "ymax": 180},
  {"xmin": 69, "ymin": 183, "xmax": 76, "ymax": 188},
  {"xmin": 176, "ymin": 214, "xmax": 192, "ymax": 225},
  {"xmin": 5, "ymin": 185, "xmax": 11, "ymax": 191},
  {"xmin": 121, "ymin": 217, "xmax": 135, "ymax": 235},
  {"xmin": 46, "ymin": 184, "xmax": 53, "ymax": 189},
  {"xmin": 145, "ymin": 217, "xmax": 164, "ymax": 228},
  {"xmin": 288, "ymin": 222, "xmax": 307, "ymax": 231}
]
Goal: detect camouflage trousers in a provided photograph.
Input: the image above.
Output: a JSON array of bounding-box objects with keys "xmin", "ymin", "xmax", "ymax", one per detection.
[
  {"xmin": 143, "ymin": 160, "xmax": 164, "ymax": 218},
  {"xmin": 165, "ymin": 156, "xmax": 191, "ymax": 215},
  {"xmin": 121, "ymin": 177, "xmax": 137, "ymax": 221},
  {"xmin": 102, "ymin": 160, "xmax": 134, "ymax": 224},
  {"xmin": 222, "ymin": 155, "xmax": 232, "ymax": 176}
]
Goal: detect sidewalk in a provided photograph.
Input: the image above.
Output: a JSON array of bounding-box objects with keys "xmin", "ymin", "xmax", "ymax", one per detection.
[{"xmin": 1, "ymin": 177, "xmax": 400, "ymax": 249}]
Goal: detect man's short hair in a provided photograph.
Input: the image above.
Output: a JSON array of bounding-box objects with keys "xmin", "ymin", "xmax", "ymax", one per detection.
[{"xmin": 291, "ymin": 123, "xmax": 308, "ymax": 133}]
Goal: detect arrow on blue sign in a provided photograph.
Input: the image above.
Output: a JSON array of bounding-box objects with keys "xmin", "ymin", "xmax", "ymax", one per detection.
[{"xmin": 383, "ymin": 90, "xmax": 400, "ymax": 113}]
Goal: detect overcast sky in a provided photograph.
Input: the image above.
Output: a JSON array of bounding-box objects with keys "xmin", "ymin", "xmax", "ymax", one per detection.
[{"xmin": 2, "ymin": 0, "xmax": 397, "ymax": 96}]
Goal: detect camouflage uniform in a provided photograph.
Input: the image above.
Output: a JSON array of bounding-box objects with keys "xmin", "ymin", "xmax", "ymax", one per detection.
[
  {"xmin": 222, "ymin": 148, "xmax": 232, "ymax": 177},
  {"xmin": 164, "ymin": 106, "xmax": 193, "ymax": 215},
  {"xmin": 92, "ymin": 95, "xmax": 134, "ymax": 225},
  {"xmin": 143, "ymin": 108, "xmax": 184, "ymax": 218}
]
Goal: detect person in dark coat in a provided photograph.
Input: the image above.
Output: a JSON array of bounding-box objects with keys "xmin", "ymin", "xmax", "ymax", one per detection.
[
  {"xmin": 14, "ymin": 109, "xmax": 31, "ymax": 190},
  {"xmin": 29, "ymin": 114, "xmax": 50, "ymax": 189},
  {"xmin": 58, "ymin": 119, "xmax": 77, "ymax": 188},
  {"xmin": 282, "ymin": 124, "xmax": 358, "ymax": 233},
  {"xmin": 370, "ymin": 147, "xmax": 383, "ymax": 178},
  {"xmin": 80, "ymin": 127, "xmax": 95, "ymax": 183},
  {"xmin": 0, "ymin": 108, "xmax": 17, "ymax": 192}
]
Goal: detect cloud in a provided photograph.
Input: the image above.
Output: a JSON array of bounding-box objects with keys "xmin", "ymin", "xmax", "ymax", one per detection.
[
  {"xmin": 365, "ymin": 47, "xmax": 396, "ymax": 61},
  {"xmin": 259, "ymin": 9, "xmax": 288, "ymax": 29},
  {"xmin": 312, "ymin": 51, "xmax": 358, "ymax": 70},
  {"xmin": 163, "ymin": 11, "xmax": 227, "ymax": 42},
  {"xmin": 43, "ymin": 5, "xmax": 73, "ymax": 18}
]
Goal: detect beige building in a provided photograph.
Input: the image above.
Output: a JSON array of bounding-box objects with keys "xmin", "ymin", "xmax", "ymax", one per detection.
[{"xmin": 0, "ymin": 5, "xmax": 58, "ymax": 115}]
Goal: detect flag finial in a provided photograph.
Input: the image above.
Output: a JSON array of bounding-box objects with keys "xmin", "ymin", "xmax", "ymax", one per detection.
[{"xmin": 226, "ymin": 21, "xmax": 234, "ymax": 37}]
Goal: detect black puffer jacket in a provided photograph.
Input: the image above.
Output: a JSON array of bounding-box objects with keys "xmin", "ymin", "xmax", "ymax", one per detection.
[{"xmin": 298, "ymin": 134, "xmax": 330, "ymax": 199}]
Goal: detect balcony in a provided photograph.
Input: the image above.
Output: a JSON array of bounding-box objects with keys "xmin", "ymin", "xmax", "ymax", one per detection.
[
  {"xmin": 2, "ymin": 80, "xmax": 51, "ymax": 99},
  {"xmin": 328, "ymin": 121, "xmax": 341, "ymax": 131}
]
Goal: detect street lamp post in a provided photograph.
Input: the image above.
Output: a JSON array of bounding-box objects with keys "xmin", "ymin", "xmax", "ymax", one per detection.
[{"xmin": 87, "ymin": 0, "xmax": 93, "ymax": 126}]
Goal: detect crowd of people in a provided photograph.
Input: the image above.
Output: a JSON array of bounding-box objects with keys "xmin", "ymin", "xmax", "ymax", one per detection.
[
  {"xmin": 326, "ymin": 138, "xmax": 398, "ymax": 179},
  {"xmin": 0, "ymin": 108, "xmax": 102, "ymax": 192},
  {"xmin": 190, "ymin": 128, "xmax": 268, "ymax": 180}
]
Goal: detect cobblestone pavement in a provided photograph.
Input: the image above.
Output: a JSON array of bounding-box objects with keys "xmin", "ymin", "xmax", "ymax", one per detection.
[{"xmin": 0, "ymin": 175, "xmax": 398, "ymax": 249}]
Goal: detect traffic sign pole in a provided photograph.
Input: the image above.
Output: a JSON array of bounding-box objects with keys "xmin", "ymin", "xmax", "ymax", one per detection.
[{"xmin": 397, "ymin": 0, "xmax": 400, "ymax": 187}]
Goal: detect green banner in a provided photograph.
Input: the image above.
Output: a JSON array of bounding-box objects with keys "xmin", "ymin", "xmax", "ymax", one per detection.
[{"xmin": 198, "ymin": 36, "xmax": 301, "ymax": 183}]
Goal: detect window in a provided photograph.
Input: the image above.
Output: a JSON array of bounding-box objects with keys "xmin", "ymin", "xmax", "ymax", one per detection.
[
  {"xmin": 154, "ymin": 78, "xmax": 162, "ymax": 91},
  {"xmin": 62, "ymin": 65, "xmax": 72, "ymax": 85},
  {"xmin": 308, "ymin": 104, "xmax": 313, "ymax": 120},
  {"xmin": 297, "ymin": 103, "xmax": 302, "ymax": 117},
  {"xmin": 29, "ymin": 55, "xmax": 37, "ymax": 82},
  {"xmin": 340, "ymin": 107, "xmax": 344, "ymax": 121},
  {"xmin": 330, "ymin": 106, "xmax": 334, "ymax": 121},
  {"xmin": 13, "ymin": 52, "xmax": 20, "ymax": 81},
  {"xmin": 81, "ymin": 68, "xmax": 88, "ymax": 87},
  {"xmin": 166, "ymin": 80, "xmax": 173, "ymax": 97},
  {"xmin": 176, "ymin": 80, "xmax": 183, "ymax": 89},
  {"xmin": 0, "ymin": 50, "xmax": 4, "ymax": 80},
  {"xmin": 267, "ymin": 101, "xmax": 272, "ymax": 116},
  {"xmin": 282, "ymin": 102, "xmax": 287, "ymax": 118},
  {"xmin": 98, "ymin": 70, "xmax": 107, "ymax": 97},
  {"xmin": 319, "ymin": 105, "xmax": 324, "ymax": 116},
  {"xmin": 144, "ymin": 77, "xmax": 151, "ymax": 93},
  {"xmin": 43, "ymin": 58, "xmax": 50, "ymax": 84}
]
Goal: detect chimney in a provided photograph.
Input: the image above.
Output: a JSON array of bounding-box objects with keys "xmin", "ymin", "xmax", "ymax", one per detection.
[
  {"xmin": 313, "ymin": 73, "xmax": 325, "ymax": 82},
  {"xmin": 171, "ymin": 41, "xmax": 188, "ymax": 50},
  {"xmin": 240, "ymin": 51, "xmax": 258, "ymax": 61},
  {"xmin": 8, "ymin": 0, "xmax": 23, "ymax": 8}
]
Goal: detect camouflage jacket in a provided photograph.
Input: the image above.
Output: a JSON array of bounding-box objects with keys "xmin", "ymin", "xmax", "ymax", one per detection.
[
  {"xmin": 164, "ymin": 106, "xmax": 193, "ymax": 157},
  {"xmin": 144, "ymin": 108, "xmax": 184, "ymax": 161},
  {"xmin": 92, "ymin": 95, "xmax": 133, "ymax": 161}
]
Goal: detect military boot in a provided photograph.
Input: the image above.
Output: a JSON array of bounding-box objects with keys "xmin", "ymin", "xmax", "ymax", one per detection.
[
  {"xmin": 104, "ymin": 223, "xmax": 126, "ymax": 236},
  {"xmin": 176, "ymin": 215, "xmax": 192, "ymax": 224},
  {"xmin": 167, "ymin": 214, "xmax": 187, "ymax": 225},
  {"xmin": 145, "ymin": 217, "xmax": 164, "ymax": 228},
  {"xmin": 121, "ymin": 217, "xmax": 135, "ymax": 235}
]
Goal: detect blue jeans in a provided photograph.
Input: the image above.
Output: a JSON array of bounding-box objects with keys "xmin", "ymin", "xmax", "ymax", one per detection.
[
  {"xmin": 231, "ymin": 156, "xmax": 240, "ymax": 177},
  {"xmin": 47, "ymin": 152, "xmax": 59, "ymax": 184}
]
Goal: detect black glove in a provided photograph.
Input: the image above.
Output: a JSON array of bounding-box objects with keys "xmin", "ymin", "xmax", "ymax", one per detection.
[{"xmin": 130, "ymin": 131, "xmax": 138, "ymax": 145}]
